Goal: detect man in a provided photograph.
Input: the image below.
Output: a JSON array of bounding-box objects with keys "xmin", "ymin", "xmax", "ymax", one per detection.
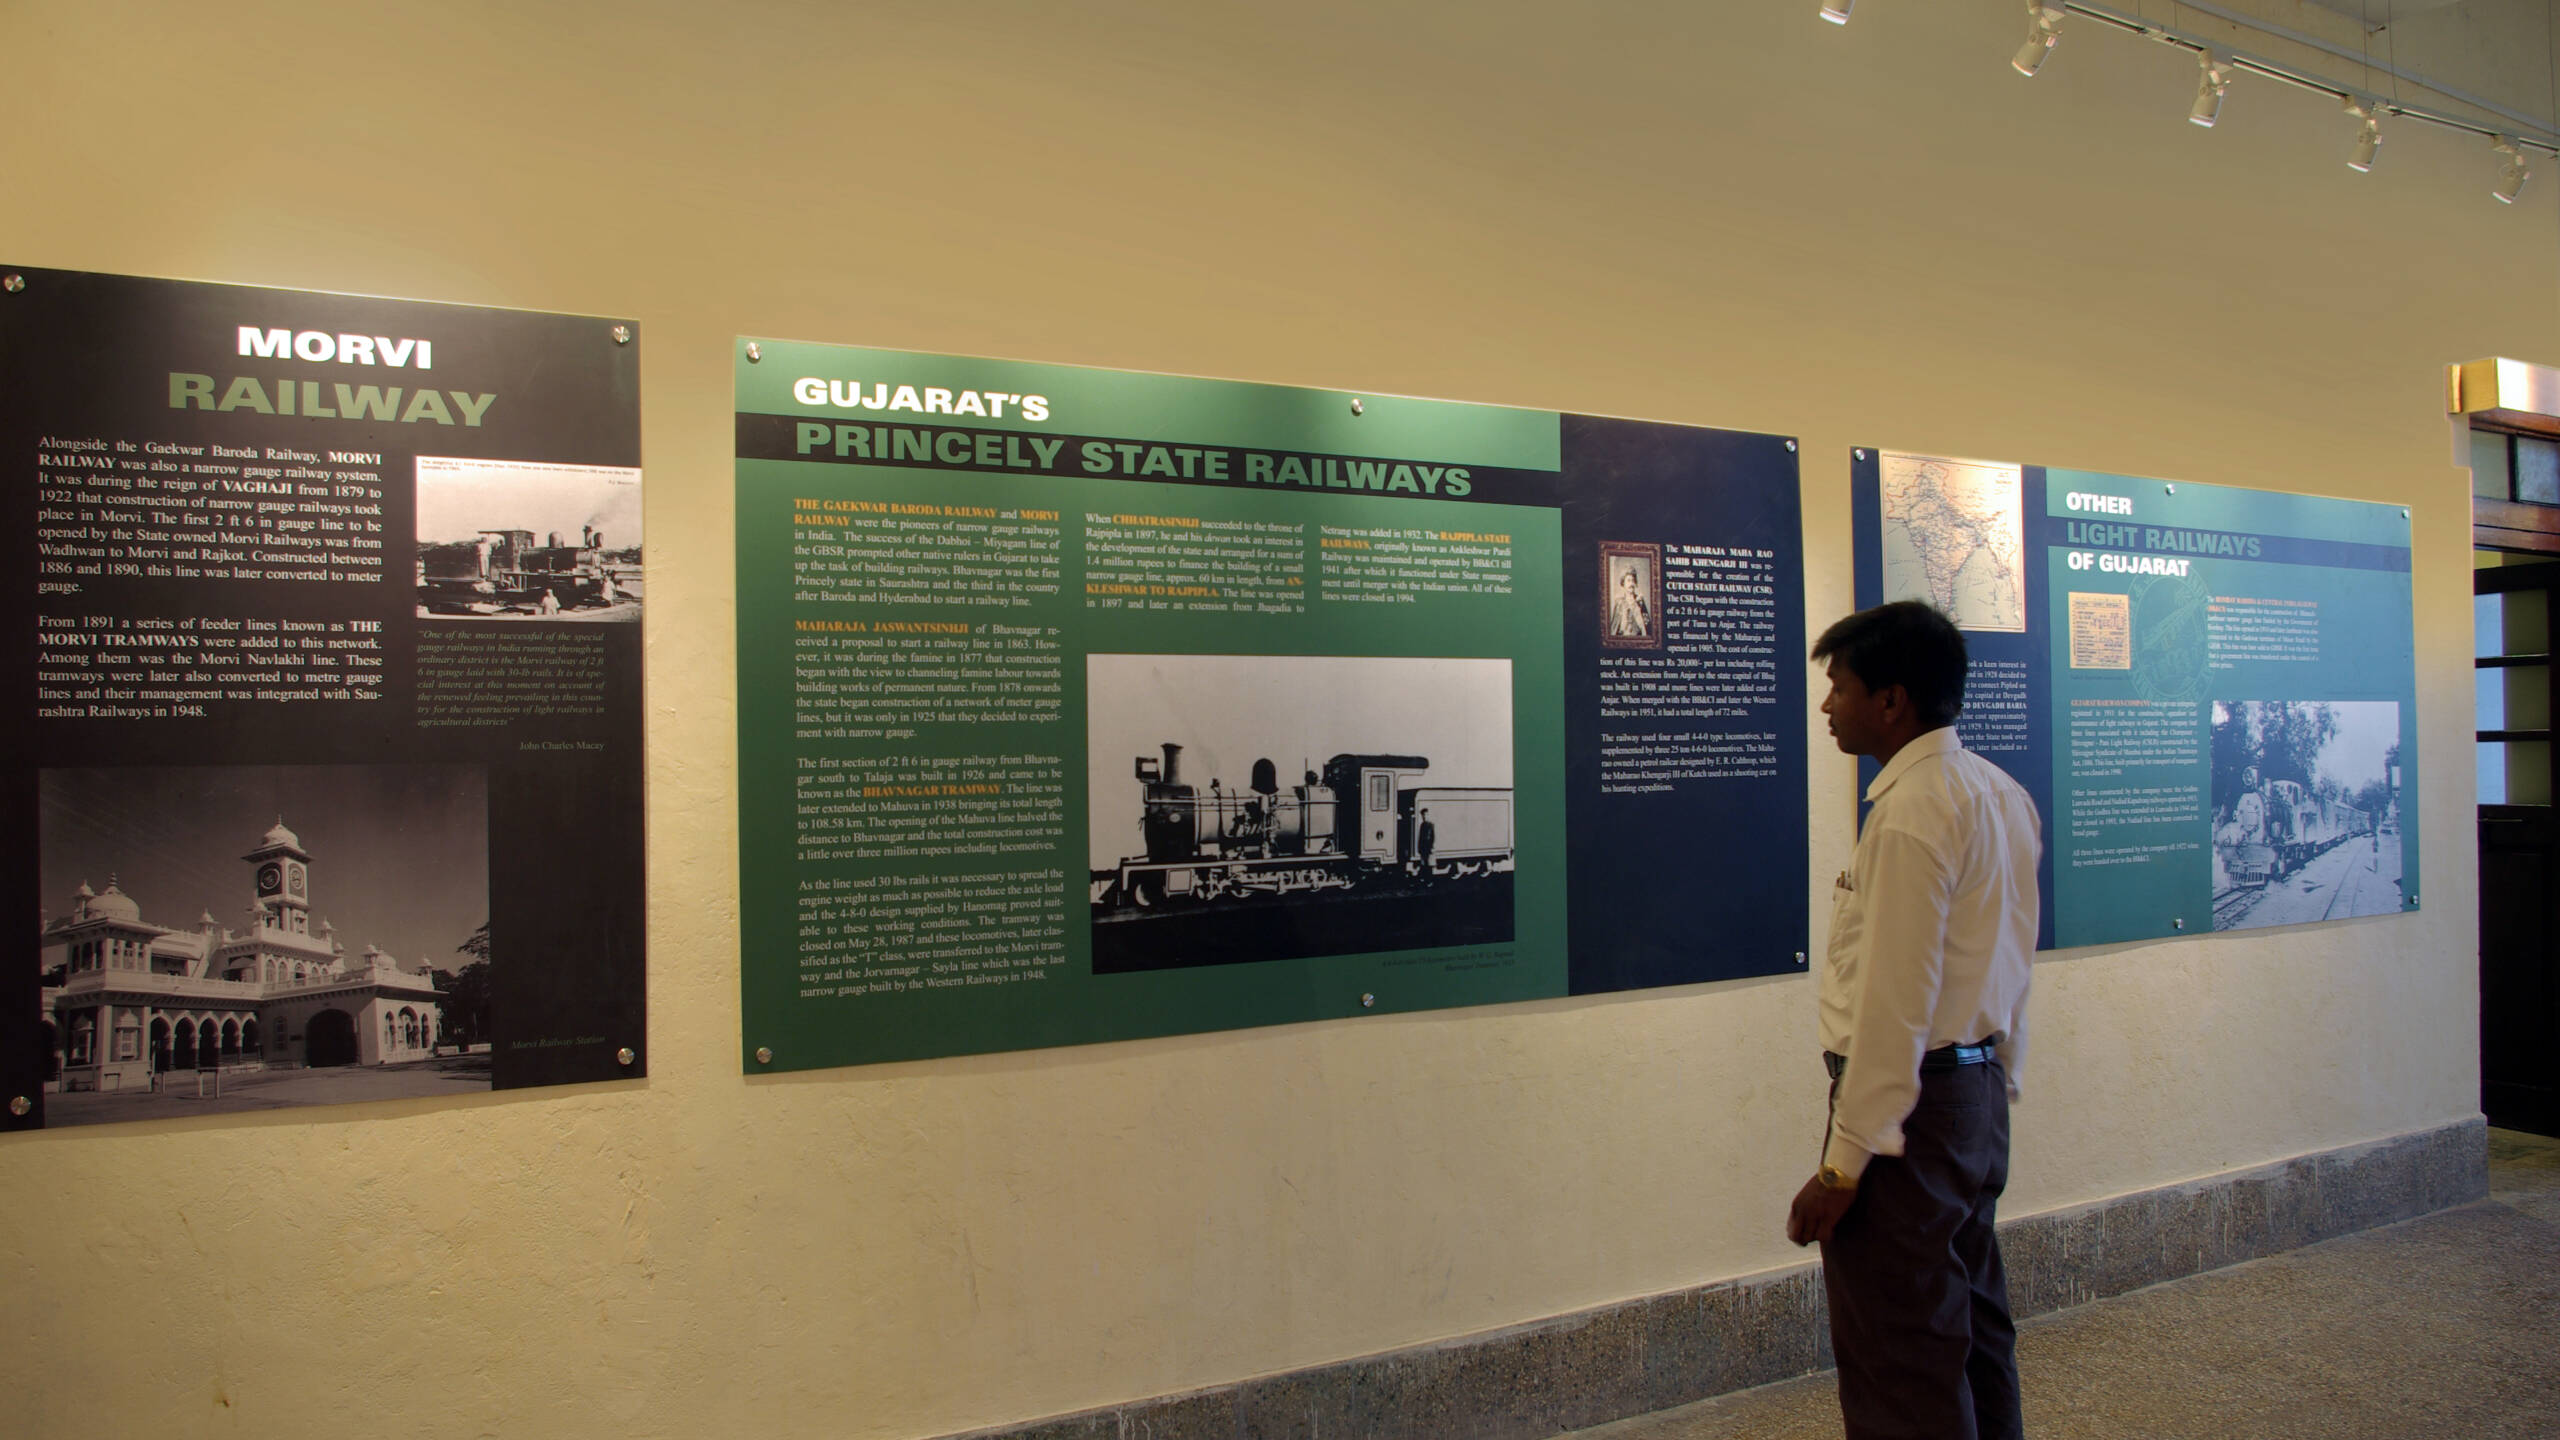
[
  {"xmin": 1787, "ymin": 600, "xmax": 2040, "ymax": 1440},
  {"xmin": 1415, "ymin": 807, "xmax": 1436, "ymax": 873},
  {"xmin": 1608, "ymin": 567, "xmax": 1652, "ymax": 638}
]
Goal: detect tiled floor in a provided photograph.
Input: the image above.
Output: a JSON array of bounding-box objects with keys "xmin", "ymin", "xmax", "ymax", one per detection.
[{"xmin": 1569, "ymin": 1129, "xmax": 2560, "ymax": 1440}]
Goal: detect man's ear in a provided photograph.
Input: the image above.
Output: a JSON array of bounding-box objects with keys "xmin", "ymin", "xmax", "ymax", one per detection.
[{"xmin": 1878, "ymin": 683, "xmax": 1912, "ymax": 722}]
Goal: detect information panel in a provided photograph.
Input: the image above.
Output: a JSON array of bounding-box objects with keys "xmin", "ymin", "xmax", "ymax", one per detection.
[
  {"xmin": 1852, "ymin": 449, "xmax": 2418, "ymax": 949},
  {"xmin": 2, "ymin": 267, "xmax": 646, "ymax": 1131},
  {"xmin": 738, "ymin": 342, "xmax": 1806, "ymax": 1071}
]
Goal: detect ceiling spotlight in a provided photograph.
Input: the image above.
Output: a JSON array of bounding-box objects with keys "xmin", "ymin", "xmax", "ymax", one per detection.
[
  {"xmin": 2189, "ymin": 49, "xmax": 2234, "ymax": 128},
  {"xmin": 2493, "ymin": 136, "xmax": 2531, "ymax": 203},
  {"xmin": 1821, "ymin": 0, "xmax": 1854, "ymax": 23},
  {"xmin": 2013, "ymin": 2, "xmax": 2066, "ymax": 77},
  {"xmin": 2345, "ymin": 99, "xmax": 2382, "ymax": 172}
]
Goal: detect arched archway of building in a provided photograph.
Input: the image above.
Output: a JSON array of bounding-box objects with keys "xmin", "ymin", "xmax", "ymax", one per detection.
[
  {"xmin": 195, "ymin": 1021, "xmax": 219, "ymax": 1069},
  {"xmin": 173, "ymin": 1018, "xmax": 196, "ymax": 1069},
  {"xmin": 150, "ymin": 1018, "xmax": 170, "ymax": 1073},
  {"xmin": 241, "ymin": 1018, "xmax": 260, "ymax": 1054},
  {"xmin": 219, "ymin": 1019, "xmax": 239, "ymax": 1057},
  {"xmin": 305, "ymin": 1008, "xmax": 358, "ymax": 1067}
]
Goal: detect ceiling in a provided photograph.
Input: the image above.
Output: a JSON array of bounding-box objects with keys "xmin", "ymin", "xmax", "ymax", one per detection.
[{"xmin": 2298, "ymin": 0, "xmax": 2477, "ymax": 21}]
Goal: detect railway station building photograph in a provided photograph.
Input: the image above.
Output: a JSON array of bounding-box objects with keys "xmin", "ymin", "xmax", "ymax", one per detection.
[{"xmin": 32, "ymin": 765, "xmax": 490, "ymax": 1122}]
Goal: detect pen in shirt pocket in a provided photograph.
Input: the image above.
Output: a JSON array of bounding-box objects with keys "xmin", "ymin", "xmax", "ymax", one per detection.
[{"xmin": 1834, "ymin": 869, "xmax": 1854, "ymax": 892}]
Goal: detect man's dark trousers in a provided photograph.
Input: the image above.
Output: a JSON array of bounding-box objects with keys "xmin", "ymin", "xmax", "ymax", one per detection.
[{"xmin": 1820, "ymin": 1060, "xmax": 2022, "ymax": 1440}]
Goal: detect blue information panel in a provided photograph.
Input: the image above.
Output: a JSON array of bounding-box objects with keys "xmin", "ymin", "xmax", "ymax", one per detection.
[{"xmin": 1852, "ymin": 450, "xmax": 2417, "ymax": 949}]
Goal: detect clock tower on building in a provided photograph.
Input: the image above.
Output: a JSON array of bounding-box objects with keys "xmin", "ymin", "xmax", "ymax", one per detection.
[{"xmin": 244, "ymin": 819, "xmax": 314, "ymax": 936}]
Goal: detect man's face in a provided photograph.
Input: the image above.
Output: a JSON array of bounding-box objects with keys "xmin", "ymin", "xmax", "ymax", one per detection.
[{"xmin": 1821, "ymin": 659, "xmax": 1893, "ymax": 759}]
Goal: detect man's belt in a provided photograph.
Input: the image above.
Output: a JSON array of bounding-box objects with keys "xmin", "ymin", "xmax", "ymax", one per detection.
[{"xmin": 1823, "ymin": 1041, "xmax": 1998, "ymax": 1080}]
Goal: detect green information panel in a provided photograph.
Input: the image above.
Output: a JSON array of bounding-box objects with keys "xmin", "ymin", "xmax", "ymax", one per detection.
[
  {"xmin": 738, "ymin": 341, "xmax": 1807, "ymax": 1072},
  {"xmin": 1852, "ymin": 451, "xmax": 2417, "ymax": 949}
]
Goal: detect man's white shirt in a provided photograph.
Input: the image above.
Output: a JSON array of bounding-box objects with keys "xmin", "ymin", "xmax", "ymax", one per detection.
[{"xmin": 1821, "ymin": 726, "xmax": 2042, "ymax": 1178}]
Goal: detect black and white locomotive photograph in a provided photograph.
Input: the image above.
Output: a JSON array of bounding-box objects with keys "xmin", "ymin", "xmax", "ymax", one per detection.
[
  {"xmin": 1087, "ymin": 653, "xmax": 1515, "ymax": 974},
  {"xmin": 415, "ymin": 455, "xmax": 643, "ymax": 620},
  {"xmin": 30, "ymin": 763, "xmax": 493, "ymax": 1125},
  {"xmin": 2209, "ymin": 699, "xmax": 2403, "ymax": 931}
]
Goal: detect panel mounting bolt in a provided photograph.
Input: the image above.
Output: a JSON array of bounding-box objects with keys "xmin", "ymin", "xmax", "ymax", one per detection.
[
  {"xmin": 754, "ymin": 1046, "xmax": 773, "ymax": 1064},
  {"xmin": 2173, "ymin": 917, "xmax": 2185, "ymax": 930},
  {"xmin": 2, "ymin": 274, "xmax": 23, "ymax": 293},
  {"xmin": 1853, "ymin": 449, "xmax": 1866, "ymax": 461},
  {"xmin": 2401, "ymin": 509, "xmax": 2410, "ymax": 519},
  {"xmin": 1360, "ymin": 993, "xmax": 1376, "ymax": 1008},
  {"xmin": 616, "ymin": 1047, "xmax": 636, "ymax": 1066},
  {"xmin": 611, "ymin": 325, "xmax": 631, "ymax": 345},
  {"xmin": 2164, "ymin": 483, "xmax": 2176, "ymax": 495},
  {"xmin": 1785, "ymin": 439, "xmax": 1798, "ymax": 452},
  {"xmin": 745, "ymin": 342, "xmax": 762, "ymax": 362},
  {"xmin": 1350, "ymin": 397, "xmax": 1364, "ymax": 416},
  {"xmin": 8, "ymin": 1096, "xmax": 28, "ymax": 1117},
  {"xmin": 1795, "ymin": 952, "xmax": 1807, "ymax": 965}
]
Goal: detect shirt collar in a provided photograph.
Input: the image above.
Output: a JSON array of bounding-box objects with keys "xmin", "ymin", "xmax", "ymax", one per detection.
[{"xmin": 1865, "ymin": 725, "xmax": 1962, "ymax": 803}]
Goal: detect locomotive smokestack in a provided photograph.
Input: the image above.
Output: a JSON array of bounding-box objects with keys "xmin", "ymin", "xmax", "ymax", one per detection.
[{"xmin": 1161, "ymin": 743, "xmax": 1182, "ymax": 786}]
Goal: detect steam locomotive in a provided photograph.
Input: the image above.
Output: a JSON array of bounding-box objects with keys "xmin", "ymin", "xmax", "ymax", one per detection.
[
  {"xmin": 2214, "ymin": 769, "xmax": 2371, "ymax": 890},
  {"xmin": 418, "ymin": 525, "xmax": 625, "ymax": 615},
  {"xmin": 1093, "ymin": 742, "xmax": 1513, "ymax": 909}
]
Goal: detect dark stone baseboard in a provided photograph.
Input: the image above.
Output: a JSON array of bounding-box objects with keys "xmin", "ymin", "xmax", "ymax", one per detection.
[{"xmin": 945, "ymin": 1118, "xmax": 2487, "ymax": 1440}]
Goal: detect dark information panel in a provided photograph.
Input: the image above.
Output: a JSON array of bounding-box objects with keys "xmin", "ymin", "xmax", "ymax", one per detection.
[
  {"xmin": 737, "ymin": 340, "xmax": 1806, "ymax": 1072},
  {"xmin": 1, "ymin": 266, "xmax": 646, "ymax": 1131}
]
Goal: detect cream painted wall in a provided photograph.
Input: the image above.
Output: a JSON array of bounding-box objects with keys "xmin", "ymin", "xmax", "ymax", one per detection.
[{"xmin": 0, "ymin": 2, "xmax": 2536, "ymax": 1437}]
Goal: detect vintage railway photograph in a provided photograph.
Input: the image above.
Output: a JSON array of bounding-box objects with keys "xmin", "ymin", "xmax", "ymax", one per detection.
[
  {"xmin": 2209, "ymin": 700, "xmax": 2403, "ymax": 932},
  {"xmin": 1087, "ymin": 653, "xmax": 1515, "ymax": 974},
  {"xmin": 31, "ymin": 763, "xmax": 492, "ymax": 1125},
  {"xmin": 415, "ymin": 455, "xmax": 643, "ymax": 620}
]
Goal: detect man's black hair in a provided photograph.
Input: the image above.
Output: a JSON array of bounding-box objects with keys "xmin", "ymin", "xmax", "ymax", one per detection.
[{"xmin": 1810, "ymin": 600, "xmax": 1967, "ymax": 728}]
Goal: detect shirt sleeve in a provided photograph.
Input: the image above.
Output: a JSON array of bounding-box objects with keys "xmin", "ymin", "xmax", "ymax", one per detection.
[{"xmin": 1826, "ymin": 822, "xmax": 1953, "ymax": 1179}]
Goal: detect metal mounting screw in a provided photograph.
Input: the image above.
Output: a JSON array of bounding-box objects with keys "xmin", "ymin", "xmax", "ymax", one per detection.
[
  {"xmin": 1785, "ymin": 439, "xmax": 1798, "ymax": 452},
  {"xmin": 745, "ymin": 342, "xmax": 762, "ymax": 363},
  {"xmin": 1349, "ymin": 397, "xmax": 1364, "ymax": 416},
  {"xmin": 2, "ymin": 274, "xmax": 23, "ymax": 294},
  {"xmin": 754, "ymin": 1046, "xmax": 773, "ymax": 1064},
  {"xmin": 8, "ymin": 1096, "xmax": 28, "ymax": 1117},
  {"xmin": 2401, "ymin": 508, "xmax": 2411, "ymax": 519},
  {"xmin": 1795, "ymin": 951, "xmax": 1808, "ymax": 965},
  {"xmin": 2173, "ymin": 917, "xmax": 2185, "ymax": 931},
  {"xmin": 611, "ymin": 325, "xmax": 631, "ymax": 345},
  {"xmin": 1853, "ymin": 449, "xmax": 1866, "ymax": 461},
  {"xmin": 1360, "ymin": 993, "xmax": 1376, "ymax": 1008},
  {"xmin": 2164, "ymin": 483, "xmax": 2176, "ymax": 495},
  {"xmin": 616, "ymin": 1047, "xmax": 636, "ymax": 1066}
]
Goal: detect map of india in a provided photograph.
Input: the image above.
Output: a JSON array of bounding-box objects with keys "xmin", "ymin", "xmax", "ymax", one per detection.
[{"xmin": 1879, "ymin": 452, "xmax": 2025, "ymax": 632}]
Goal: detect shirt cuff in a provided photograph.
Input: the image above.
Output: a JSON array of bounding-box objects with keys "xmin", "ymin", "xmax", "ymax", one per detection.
[{"xmin": 1823, "ymin": 1131, "xmax": 1875, "ymax": 1180}]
